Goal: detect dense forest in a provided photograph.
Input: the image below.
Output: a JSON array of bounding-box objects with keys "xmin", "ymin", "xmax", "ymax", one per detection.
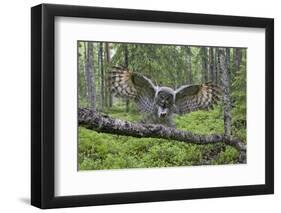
[{"xmin": 78, "ymin": 41, "xmax": 247, "ymax": 170}]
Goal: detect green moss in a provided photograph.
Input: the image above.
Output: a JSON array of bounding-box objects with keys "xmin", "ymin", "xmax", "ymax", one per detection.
[{"xmin": 78, "ymin": 106, "xmax": 245, "ymax": 170}]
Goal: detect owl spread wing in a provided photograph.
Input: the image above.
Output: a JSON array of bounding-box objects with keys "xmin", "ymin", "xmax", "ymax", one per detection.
[
  {"xmin": 109, "ymin": 66, "xmax": 157, "ymax": 113},
  {"xmin": 175, "ymin": 83, "xmax": 221, "ymax": 114}
]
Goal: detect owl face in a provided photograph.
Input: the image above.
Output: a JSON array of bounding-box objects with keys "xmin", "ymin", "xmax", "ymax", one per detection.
[{"xmin": 155, "ymin": 87, "xmax": 175, "ymax": 118}]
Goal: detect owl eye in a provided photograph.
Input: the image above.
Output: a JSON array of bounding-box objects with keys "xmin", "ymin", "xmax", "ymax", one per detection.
[
  {"xmin": 159, "ymin": 94, "xmax": 165, "ymax": 99},
  {"xmin": 166, "ymin": 95, "xmax": 172, "ymax": 100}
]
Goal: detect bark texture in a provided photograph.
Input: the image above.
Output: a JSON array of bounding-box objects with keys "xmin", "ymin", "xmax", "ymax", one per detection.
[
  {"xmin": 209, "ymin": 47, "xmax": 215, "ymax": 83},
  {"xmin": 85, "ymin": 42, "xmax": 96, "ymax": 110},
  {"xmin": 215, "ymin": 48, "xmax": 220, "ymax": 84},
  {"xmin": 186, "ymin": 46, "xmax": 193, "ymax": 84},
  {"xmin": 105, "ymin": 43, "xmax": 113, "ymax": 107},
  {"xmin": 201, "ymin": 47, "xmax": 208, "ymax": 82},
  {"xmin": 124, "ymin": 45, "xmax": 130, "ymax": 112},
  {"xmin": 219, "ymin": 48, "xmax": 232, "ymax": 137},
  {"xmin": 99, "ymin": 42, "xmax": 104, "ymax": 111},
  {"xmin": 234, "ymin": 48, "xmax": 241, "ymax": 73}
]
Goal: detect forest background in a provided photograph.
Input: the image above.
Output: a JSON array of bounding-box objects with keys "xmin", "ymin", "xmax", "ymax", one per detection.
[{"xmin": 78, "ymin": 41, "xmax": 246, "ymax": 170}]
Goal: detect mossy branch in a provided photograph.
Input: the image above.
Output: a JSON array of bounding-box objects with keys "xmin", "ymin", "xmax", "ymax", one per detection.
[{"xmin": 79, "ymin": 108, "xmax": 246, "ymax": 158}]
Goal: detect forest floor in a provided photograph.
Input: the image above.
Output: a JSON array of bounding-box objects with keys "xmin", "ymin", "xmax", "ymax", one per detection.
[{"xmin": 78, "ymin": 105, "xmax": 245, "ymax": 170}]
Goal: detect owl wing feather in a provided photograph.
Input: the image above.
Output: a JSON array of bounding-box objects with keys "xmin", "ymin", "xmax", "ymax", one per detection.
[
  {"xmin": 175, "ymin": 83, "xmax": 221, "ymax": 114},
  {"xmin": 109, "ymin": 66, "xmax": 156, "ymax": 113}
]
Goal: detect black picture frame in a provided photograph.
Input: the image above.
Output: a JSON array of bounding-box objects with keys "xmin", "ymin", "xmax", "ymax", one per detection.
[{"xmin": 31, "ymin": 3, "xmax": 274, "ymax": 209}]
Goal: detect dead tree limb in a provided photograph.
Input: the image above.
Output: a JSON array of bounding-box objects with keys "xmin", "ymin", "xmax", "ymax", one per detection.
[{"xmin": 78, "ymin": 108, "xmax": 246, "ymax": 154}]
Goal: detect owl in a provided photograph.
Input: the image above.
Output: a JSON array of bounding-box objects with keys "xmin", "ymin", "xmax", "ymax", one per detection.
[{"xmin": 109, "ymin": 66, "xmax": 221, "ymax": 127}]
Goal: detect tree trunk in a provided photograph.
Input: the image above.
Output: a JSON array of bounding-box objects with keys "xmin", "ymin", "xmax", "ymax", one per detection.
[
  {"xmin": 105, "ymin": 43, "xmax": 112, "ymax": 108},
  {"xmin": 78, "ymin": 43, "xmax": 81, "ymax": 100},
  {"xmin": 226, "ymin": 48, "xmax": 230, "ymax": 72},
  {"xmin": 209, "ymin": 47, "xmax": 216, "ymax": 83},
  {"xmin": 225, "ymin": 47, "xmax": 231, "ymax": 84},
  {"xmin": 219, "ymin": 48, "xmax": 232, "ymax": 137},
  {"xmin": 215, "ymin": 48, "xmax": 220, "ymax": 85},
  {"xmin": 99, "ymin": 42, "xmax": 104, "ymax": 111},
  {"xmin": 201, "ymin": 47, "xmax": 208, "ymax": 83},
  {"xmin": 85, "ymin": 42, "xmax": 96, "ymax": 110},
  {"xmin": 124, "ymin": 45, "xmax": 130, "ymax": 112},
  {"xmin": 233, "ymin": 48, "xmax": 241, "ymax": 73},
  {"xmin": 186, "ymin": 46, "xmax": 192, "ymax": 84},
  {"xmin": 83, "ymin": 42, "xmax": 88, "ymax": 100}
]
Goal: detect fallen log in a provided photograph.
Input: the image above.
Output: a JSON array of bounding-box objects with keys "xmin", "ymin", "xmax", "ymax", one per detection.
[{"xmin": 78, "ymin": 108, "xmax": 246, "ymax": 155}]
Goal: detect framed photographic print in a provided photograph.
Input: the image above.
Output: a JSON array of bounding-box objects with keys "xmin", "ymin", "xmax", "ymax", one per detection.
[{"xmin": 31, "ymin": 3, "xmax": 274, "ymax": 209}]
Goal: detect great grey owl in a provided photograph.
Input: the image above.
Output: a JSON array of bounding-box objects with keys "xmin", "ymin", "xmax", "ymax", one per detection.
[{"xmin": 109, "ymin": 66, "xmax": 221, "ymax": 127}]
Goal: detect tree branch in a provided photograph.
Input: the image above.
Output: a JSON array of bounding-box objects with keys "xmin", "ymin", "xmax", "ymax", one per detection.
[{"xmin": 78, "ymin": 108, "xmax": 246, "ymax": 154}]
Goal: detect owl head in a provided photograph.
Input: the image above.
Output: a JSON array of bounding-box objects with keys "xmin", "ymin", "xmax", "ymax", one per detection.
[{"xmin": 154, "ymin": 87, "xmax": 175, "ymax": 118}]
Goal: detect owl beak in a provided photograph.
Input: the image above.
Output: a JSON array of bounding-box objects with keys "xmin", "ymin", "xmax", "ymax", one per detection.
[
  {"xmin": 160, "ymin": 112, "xmax": 167, "ymax": 117},
  {"xmin": 158, "ymin": 107, "xmax": 168, "ymax": 118}
]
